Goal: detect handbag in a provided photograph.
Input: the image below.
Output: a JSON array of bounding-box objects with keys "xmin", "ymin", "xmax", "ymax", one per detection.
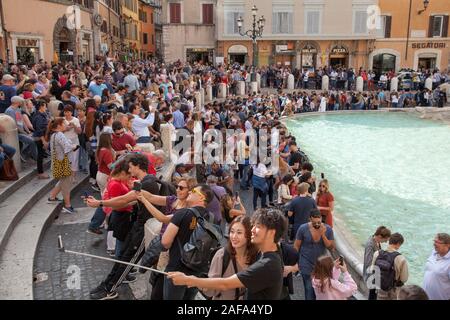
[
  {"xmin": 51, "ymin": 134, "xmax": 72, "ymax": 179},
  {"xmin": 0, "ymin": 155, "xmax": 19, "ymax": 181}
]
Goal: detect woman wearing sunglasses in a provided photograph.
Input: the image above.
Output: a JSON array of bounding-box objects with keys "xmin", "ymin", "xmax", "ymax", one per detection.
[
  {"xmin": 316, "ymin": 179, "xmax": 335, "ymax": 228},
  {"xmin": 136, "ymin": 177, "xmax": 197, "ymax": 300}
]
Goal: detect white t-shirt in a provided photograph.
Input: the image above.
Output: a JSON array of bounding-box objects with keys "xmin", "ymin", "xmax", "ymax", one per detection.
[{"xmin": 64, "ymin": 117, "xmax": 80, "ymax": 145}]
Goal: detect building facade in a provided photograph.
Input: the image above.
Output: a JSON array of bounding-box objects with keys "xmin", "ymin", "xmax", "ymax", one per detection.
[
  {"xmin": 373, "ymin": 0, "xmax": 450, "ymax": 74},
  {"xmin": 139, "ymin": 0, "xmax": 155, "ymax": 59},
  {"xmin": 148, "ymin": 0, "xmax": 163, "ymax": 60},
  {"xmin": 121, "ymin": 0, "xmax": 140, "ymax": 60},
  {"xmin": 1, "ymin": 0, "xmax": 96, "ymax": 64},
  {"xmin": 94, "ymin": 0, "xmax": 121, "ymax": 58},
  {"xmin": 216, "ymin": 0, "xmax": 378, "ymax": 70},
  {"xmin": 162, "ymin": 0, "xmax": 217, "ymax": 64}
]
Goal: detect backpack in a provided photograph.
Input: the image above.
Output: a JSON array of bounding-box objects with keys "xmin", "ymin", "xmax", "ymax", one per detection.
[
  {"xmin": 374, "ymin": 250, "xmax": 402, "ymax": 291},
  {"xmin": 178, "ymin": 207, "xmax": 226, "ymax": 277}
]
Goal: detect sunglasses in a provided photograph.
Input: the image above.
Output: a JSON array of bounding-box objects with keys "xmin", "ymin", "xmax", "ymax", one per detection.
[
  {"xmin": 191, "ymin": 188, "xmax": 205, "ymax": 198},
  {"xmin": 176, "ymin": 185, "xmax": 188, "ymax": 190}
]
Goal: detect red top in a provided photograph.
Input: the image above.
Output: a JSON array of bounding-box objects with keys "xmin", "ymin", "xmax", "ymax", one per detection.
[
  {"xmin": 106, "ymin": 179, "xmax": 133, "ymax": 212},
  {"xmin": 316, "ymin": 192, "xmax": 335, "ymax": 227},
  {"xmin": 144, "ymin": 152, "xmax": 157, "ymax": 176},
  {"xmin": 97, "ymin": 148, "xmax": 114, "ymax": 175},
  {"xmin": 112, "ymin": 133, "xmax": 136, "ymax": 152}
]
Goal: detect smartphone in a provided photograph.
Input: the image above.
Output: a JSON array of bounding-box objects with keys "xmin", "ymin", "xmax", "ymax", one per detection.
[
  {"xmin": 235, "ymin": 191, "xmax": 239, "ymax": 200},
  {"xmin": 339, "ymin": 255, "xmax": 344, "ymax": 266},
  {"xmin": 133, "ymin": 181, "xmax": 142, "ymax": 192},
  {"xmin": 321, "ymin": 172, "xmax": 325, "ymax": 179},
  {"xmin": 81, "ymin": 190, "xmax": 90, "ymax": 199}
]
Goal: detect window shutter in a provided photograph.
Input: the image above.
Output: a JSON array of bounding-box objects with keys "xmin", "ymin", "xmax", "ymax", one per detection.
[
  {"xmin": 443, "ymin": 15, "xmax": 449, "ymax": 37},
  {"xmin": 428, "ymin": 16, "xmax": 434, "ymax": 37},
  {"xmin": 385, "ymin": 16, "xmax": 392, "ymax": 38},
  {"xmin": 273, "ymin": 13, "xmax": 278, "ymax": 33},
  {"xmin": 288, "ymin": 12, "xmax": 293, "ymax": 34},
  {"xmin": 202, "ymin": 4, "xmax": 207, "ymax": 24}
]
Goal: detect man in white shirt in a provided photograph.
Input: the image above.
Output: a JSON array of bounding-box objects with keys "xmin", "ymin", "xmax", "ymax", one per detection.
[
  {"xmin": 423, "ymin": 233, "xmax": 450, "ymax": 300},
  {"xmin": 129, "ymin": 104, "xmax": 155, "ymax": 143},
  {"xmin": 123, "ymin": 70, "xmax": 140, "ymax": 93}
]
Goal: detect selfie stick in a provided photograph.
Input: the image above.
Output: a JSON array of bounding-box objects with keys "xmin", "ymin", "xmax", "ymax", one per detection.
[{"xmin": 57, "ymin": 235, "xmax": 168, "ymax": 275}]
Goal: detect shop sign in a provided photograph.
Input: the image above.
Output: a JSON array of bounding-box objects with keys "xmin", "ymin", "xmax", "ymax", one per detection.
[
  {"xmin": 302, "ymin": 44, "xmax": 317, "ymax": 54},
  {"xmin": 17, "ymin": 39, "xmax": 38, "ymax": 47},
  {"xmin": 276, "ymin": 45, "xmax": 288, "ymax": 52},
  {"xmin": 412, "ymin": 42, "xmax": 446, "ymax": 49},
  {"xmin": 331, "ymin": 46, "xmax": 348, "ymax": 54},
  {"xmin": 190, "ymin": 48, "xmax": 209, "ymax": 52}
]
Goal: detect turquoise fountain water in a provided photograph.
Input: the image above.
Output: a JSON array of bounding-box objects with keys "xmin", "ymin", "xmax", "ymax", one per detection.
[{"xmin": 285, "ymin": 112, "xmax": 450, "ymax": 285}]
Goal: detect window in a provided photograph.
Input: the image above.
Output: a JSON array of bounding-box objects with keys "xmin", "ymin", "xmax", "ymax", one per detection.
[
  {"xmin": 202, "ymin": 4, "xmax": 214, "ymax": 24},
  {"xmin": 169, "ymin": 3, "xmax": 181, "ymax": 23},
  {"xmin": 273, "ymin": 12, "xmax": 293, "ymax": 34},
  {"xmin": 429, "ymin": 15, "xmax": 449, "ymax": 37},
  {"xmin": 143, "ymin": 33, "xmax": 148, "ymax": 44},
  {"xmin": 306, "ymin": 11, "xmax": 320, "ymax": 34},
  {"xmin": 225, "ymin": 11, "xmax": 243, "ymax": 34},
  {"xmin": 377, "ymin": 16, "xmax": 392, "ymax": 38},
  {"xmin": 354, "ymin": 11, "xmax": 368, "ymax": 34}
]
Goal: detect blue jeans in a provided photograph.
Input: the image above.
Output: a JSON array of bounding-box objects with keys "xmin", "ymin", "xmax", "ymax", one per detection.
[
  {"xmin": 301, "ymin": 273, "xmax": 316, "ymax": 300},
  {"xmin": 0, "ymin": 143, "xmax": 16, "ymax": 170},
  {"xmin": 89, "ymin": 207, "xmax": 105, "ymax": 230},
  {"xmin": 136, "ymin": 136, "xmax": 152, "ymax": 143},
  {"xmin": 79, "ymin": 146, "xmax": 88, "ymax": 171},
  {"xmin": 18, "ymin": 134, "xmax": 37, "ymax": 160},
  {"xmin": 163, "ymin": 276, "xmax": 198, "ymax": 300},
  {"xmin": 115, "ymin": 240, "xmax": 123, "ymax": 259}
]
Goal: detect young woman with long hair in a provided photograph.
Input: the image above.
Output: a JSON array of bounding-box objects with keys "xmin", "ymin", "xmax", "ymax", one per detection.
[
  {"xmin": 277, "ymin": 174, "xmax": 294, "ymax": 205},
  {"xmin": 316, "ymin": 179, "xmax": 335, "ymax": 227},
  {"xmin": 204, "ymin": 216, "xmax": 259, "ymax": 300},
  {"xmin": 46, "ymin": 117, "xmax": 78, "ymax": 214},
  {"xmin": 311, "ymin": 255, "xmax": 357, "ymax": 300}
]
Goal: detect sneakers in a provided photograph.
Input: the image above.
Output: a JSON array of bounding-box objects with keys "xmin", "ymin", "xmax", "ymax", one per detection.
[
  {"xmin": 122, "ymin": 274, "xmax": 137, "ymax": 284},
  {"xmin": 128, "ymin": 268, "xmax": 138, "ymax": 276},
  {"xmin": 62, "ymin": 206, "xmax": 76, "ymax": 214},
  {"xmin": 89, "ymin": 284, "xmax": 118, "ymax": 300},
  {"xmin": 90, "ymin": 183, "xmax": 100, "ymax": 192},
  {"xmin": 86, "ymin": 228, "xmax": 103, "ymax": 235},
  {"xmin": 47, "ymin": 197, "xmax": 62, "ymax": 204},
  {"xmin": 106, "ymin": 249, "xmax": 115, "ymax": 257}
]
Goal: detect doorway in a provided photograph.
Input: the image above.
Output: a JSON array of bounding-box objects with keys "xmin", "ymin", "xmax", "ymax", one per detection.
[
  {"xmin": 418, "ymin": 57, "xmax": 436, "ymax": 70},
  {"xmin": 229, "ymin": 54, "xmax": 246, "ymax": 65},
  {"xmin": 330, "ymin": 57, "xmax": 347, "ymax": 68},
  {"xmin": 372, "ymin": 53, "xmax": 396, "ymax": 77}
]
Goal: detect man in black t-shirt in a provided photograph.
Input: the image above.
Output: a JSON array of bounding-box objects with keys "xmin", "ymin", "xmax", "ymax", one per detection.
[
  {"xmin": 168, "ymin": 208, "xmax": 287, "ymax": 300},
  {"xmin": 87, "ymin": 154, "xmax": 162, "ymax": 300},
  {"xmin": 288, "ymin": 141, "xmax": 303, "ymax": 174},
  {"xmin": 161, "ymin": 184, "xmax": 215, "ymax": 300}
]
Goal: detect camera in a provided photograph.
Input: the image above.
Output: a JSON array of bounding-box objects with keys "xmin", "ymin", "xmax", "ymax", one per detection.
[
  {"xmin": 133, "ymin": 181, "xmax": 142, "ymax": 192},
  {"xmin": 339, "ymin": 255, "xmax": 344, "ymax": 266}
]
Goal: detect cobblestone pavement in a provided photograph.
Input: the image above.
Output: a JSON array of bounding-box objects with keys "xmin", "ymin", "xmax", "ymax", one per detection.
[
  {"xmin": 34, "ymin": 180, "xmax": 305, "ymax": 300},
  {"xmin": 33, "ymin": 182, "xmax": 135, "ymax": 300}
]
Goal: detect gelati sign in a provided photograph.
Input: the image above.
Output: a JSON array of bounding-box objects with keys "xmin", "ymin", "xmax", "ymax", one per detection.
[{"xmin": 412, "ymin": 42, "xmax": 446, "ymax": 49}]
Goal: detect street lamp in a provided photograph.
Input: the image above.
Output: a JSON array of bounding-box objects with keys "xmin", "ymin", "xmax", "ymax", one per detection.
[
  {"xmin": 418, "ymin": 0, "xmax": 430, "ymax": 14},
  {"xmin": 237, "ymin": 5, "xmax": 265, "ymax": 82}
]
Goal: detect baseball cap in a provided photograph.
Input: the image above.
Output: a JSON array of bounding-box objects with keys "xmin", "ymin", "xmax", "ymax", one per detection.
[
  {"xmin": 2, "ymin": 74, "xmax": 15, "ymax": 81},
  {"xmin": 11, "ymin": 96, "xmax": 25, "ymax": 104}
]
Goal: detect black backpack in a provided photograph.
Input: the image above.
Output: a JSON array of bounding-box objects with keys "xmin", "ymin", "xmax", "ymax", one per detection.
[
  {"xmin": 374, "ymin": 250, "xmax": 402, "ymax": 291},
  {"xmin": 178, "ymin": 207, "xmax": 226, "ymax": 277}
]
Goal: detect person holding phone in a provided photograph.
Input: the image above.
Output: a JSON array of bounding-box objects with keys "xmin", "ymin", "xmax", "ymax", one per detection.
[
  {"xmin": 311, "ymin": 255, "xmax": 357, "ymax": 300},
  {"xmin": 220, "ymin": 193, "xmax": 246, "ymax": 237},
  {"xmin": 316, "ymin": 179, "xmax": 335, "ymax": 228}
]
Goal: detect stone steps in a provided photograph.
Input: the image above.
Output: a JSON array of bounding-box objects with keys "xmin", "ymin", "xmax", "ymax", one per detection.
[
  {"xmin": 0, "ymin": 171, "xmax": 88, "ymax": 300},
  {"xmin": 0, "ymin": 160, "xmax": 50, "ymax": 204}
]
